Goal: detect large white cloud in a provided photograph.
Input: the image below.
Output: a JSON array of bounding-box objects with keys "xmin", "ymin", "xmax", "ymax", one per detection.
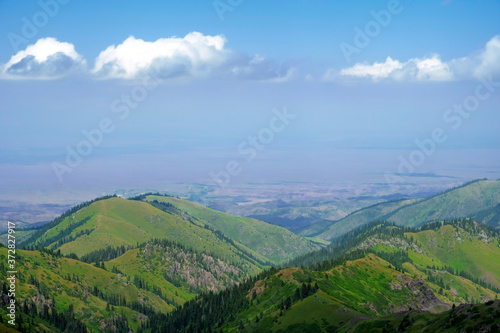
[
  {"xmin": 332, "ymin": 35, "xmax": 500, "ymax": 82},
  {"xmin": 1, "ymin": 37, "xmax": 85, "ymax": 79},
  {"xmin": 92, "ymin": 32, "xmax": 229, "ymax": 79},
  {"xmin": 92, "ymin": 32, "xmax": 295, "ymax": 82}
]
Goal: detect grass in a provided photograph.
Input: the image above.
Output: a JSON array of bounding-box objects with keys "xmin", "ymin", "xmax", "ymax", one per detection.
[
  {"xmin": 27, "ymin": 197, "xmax": 267, "ymax": 275},
  {"xmin": 0, "ymin": 247, "xmax": 171, "ymax": 332},
  {"xmin": 388, "ymin": 180, "xmax": 500, "ymax": 227},
  {"xmin": 219, "ymin": 253, "xmax": 460, "ymax": 332},
  {"xmin": 406, "ymin": 224, "xmax": 500, "ymax": 288},
  {"xmin": 315, "ymin": 179, "xmax": 500, "ymax": 240},
  {"xmin": 315, "ymin": 198, "xmax": 420, "ymax": 241},
  {"xmin": 144, "ymin": 195, "xmax": 321, "ymax": 264}
]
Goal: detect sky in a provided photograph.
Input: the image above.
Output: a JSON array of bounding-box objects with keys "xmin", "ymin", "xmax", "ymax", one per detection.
[{"xmin": 1, "ymin": 0, "xmax": 500, "ymax": 202}]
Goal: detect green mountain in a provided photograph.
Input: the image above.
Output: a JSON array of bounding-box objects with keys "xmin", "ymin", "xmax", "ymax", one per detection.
[
  {"xmin": 147, "ymin": 219, "xmax": 500, "ymax": 332},
  {"xmin": 312, "ymin": 179, "xmax": 500, "ymax": 241},
  {"xmin": 19, "ymin": 195, "xmax": 319, "ymax": 267},
  {"xmin": 2, "ymin": 191, "xmax": 500, "ymax": 332},
  {"xmin": 0, "ymin": 237, "xmax": 250, "ymax": 332},
  {"xmin": 300, "ymin": 198, "xmax": 420, "ymax": 239},
  {"xmin": 0, "ymin": 194, "xmax": 322, "ymax": 332},
  {"xmin": 141, "ymin": 194, "xmax": 322, "ymax": 263}
]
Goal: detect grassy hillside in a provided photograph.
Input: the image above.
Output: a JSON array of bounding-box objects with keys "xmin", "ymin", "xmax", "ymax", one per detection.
[
  {"xmin": 20, "ymin": 197, "xmax": 277, "ymax": 274},
  {"xmin": 108, "ymin": 238, "xmax": 246, "ymax": 294},
  {"xmin": 3, "ymin": 191, "xmax": 499, "ymax": 332},
  {"xmin": 0, "ymin": 247, "xmax": 175, "ymax": 332},
  {"xmin": 386, "ymin": 180, "xmax": 500, "ymax": 228},
  {"xmin": 149, "ymin": 250, "xmax": 498, "ymax": 332},
  {"xmin": 314, "ymin": 179, "xmax": 500, "ymax": 241},
  {"xmin": 308, "ymin": 198, "xmax": 419, "ymax": 240},
  {"xmin": 146, "ymin": 219, "xmax": 500, "ymax": 332},
  {"xmin": 346, "ymin": 220, "xmax": 500, "ymax": 303},
  {"xmin": 19, "ymin": 195, "xmax": 319, "ymax": 267},
  {"xmin": 142, "ymin": 195, "xmax": 321, "ymax": 264},
  {"xmin": 407, "ymin": 220, "xmax": 500, "ymax": 290},
  {"xmin": 0, "ymin": 235, "xmax": 261, "ymax": 332}
]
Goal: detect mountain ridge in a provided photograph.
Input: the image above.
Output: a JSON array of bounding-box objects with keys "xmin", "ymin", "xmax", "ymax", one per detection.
[{"xmin": 310, "ymin": 179, "xmax": 500, "ymax": 241}]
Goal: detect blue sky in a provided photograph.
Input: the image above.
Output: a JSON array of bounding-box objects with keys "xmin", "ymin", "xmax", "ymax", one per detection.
[{"xmin": 1, "ymin": 0, "xmax": 500, "ymax": 198}]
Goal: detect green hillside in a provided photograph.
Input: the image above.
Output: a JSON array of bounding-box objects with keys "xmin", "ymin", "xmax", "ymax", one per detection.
[
  {"xmin": 407, "ymin": 220, "xmax": 500, "ymax": 290},
  {"xmin": 386, "ymin": 180, "xmax": 500, "ymax": 228},
  {"xmin": 136, "ymin": 219, "xmax": 500, "ymax": 332},
  {"xmin": 19, "ymin": 197, "xmax": 281, "ymax": 274},
  {"xmin": 2, "ymin": 192, "xmax": 500, "ymax": 332},
  {"xmin": 142, "ymin": 254, "xmax": 447, "ymax": 332},
  {"xmin": 0, "ymin": 247, "xmax": 175, "ymax": 332},
  {"xmin": 142, "ymin": 195, "xmax": 321, "ymax": 264},
  {"xmin": 0, "ymin": 234, "xmax": 262, "ymax": 332},
  {"xmin": 18, "ymin": 195, "xmax": 319, "ymax": 267},
  {"xmin": 314, "ymin": 179, "xmax": 500, "ymax": 241},
  {"xmin": 305, "ymin": 198, "xmax": 419, "ymax": 240},
  {"xmin": 294, "ymin": 219, "xmax": 500, "ymax": 305}
]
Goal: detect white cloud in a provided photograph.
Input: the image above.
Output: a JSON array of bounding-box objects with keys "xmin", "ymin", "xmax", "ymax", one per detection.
[
  {"xmin": 473, "ymin": 35, "xmax": 500, "ymax": 79},
  {"xmin": 332, "ymin": 35, "xmax": 500, "ymax": 82},
  {"xmin": 336, "ymin": 55, "xmax": 452, "ymax": 82},
  {"xmin": 0, "ymin": 33, "xmax": 295, "ymax": 82},
  {"xmin": 92, "ymin": 32, "xmax": 296, "ymax": 82},
  {"xmin": 339, "ymin": 57, "xmax": 403, "ymax": 81},
  {"xmin": 414, "ymin": 56, "xmax": 454, "ymax": 81},
  {"xmin": 92, "ymin": 32, "xmax": 229, "ymax": 79},
  {"xmin": 1, "ymin": 37, "xmax": 85, "ymax": 79}
]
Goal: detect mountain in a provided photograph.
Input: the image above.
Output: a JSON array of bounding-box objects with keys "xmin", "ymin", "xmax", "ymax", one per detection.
[
  {"xmin": 0, "ymin": 194, "xmax": 319, "ymax": 332},
  {"xmin": 0, "ymin": 245, "xmax": 172, "ymax": 332},
  {"xmin": 311, "ymin": 179, "xmax": 500, "ymax": 241},
  {"xmin": 140, "ymin": 194, "xmax": 322, "ymax": 263},
  {"xmin": 299, "ymin": 198, "xmax": 420, "ymax": 239},
  {"xmin": 18, "ymin": 195, "xmax": 320, "ymax": 266},
  {"xmin": 1, "ymin": 193, "xmax": 500, "ymax": 332},
  {"xmin": 0, "ymin": 238, "xmax": 247, "ymax": 332},
  {"xmin": 384, "ymin": 179, "xmax": 500, "ymax": 227},
  {"xmin": 148, "ymin": 219, "xmax": 500, "ymax": 332}
]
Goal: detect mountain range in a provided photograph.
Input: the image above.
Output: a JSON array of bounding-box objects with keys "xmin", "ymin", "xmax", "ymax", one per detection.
[
  {"xmin": 0, "ymin": 180, "xmax": 499, "ymax": 332},
  {"xmin": 302, "ymin": 179, "xmax": 500, "ymax": 241}
]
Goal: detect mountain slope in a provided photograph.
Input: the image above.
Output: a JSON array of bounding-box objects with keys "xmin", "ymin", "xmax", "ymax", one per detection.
[
  {"xmin": 314, "ymin": 179, "xmax": 500, "ymax": 241},
  {"xmin": 386, "ymin": 179, "xmax": 500, "ymax": 227},
  {"xmin": 20, "ymin": 197, "xmax": 270, "ymax": 275},
  {"xmin": 19, "ymin": 194, "xmax": 320, "ymax": 267},
  {"xmin": 0, "ymin": 235, "xmax": 260, "ymax": 332},
  {"xmin": 0, "ymin": 247, "xmax": 176, "ymax": 332},
  {"xmin": 407, "ymin": 220, "xmax": 500, "ymax": 289},
  {"xmin": 150, "ymin": 219, "xmax": 500, "ymax": 332},
  {"xmin": 303, "ymin": 198, "xmax": 420, "ymax": 239},
  {"xmin": 142, "ymin": 194, "xmax": 322, "ymax": 264}
]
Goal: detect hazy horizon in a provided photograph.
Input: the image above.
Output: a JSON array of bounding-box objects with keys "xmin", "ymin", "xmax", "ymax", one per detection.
[{"xmin": 1, "ymin": 0, "xmax": 500, "ymax": 207}]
